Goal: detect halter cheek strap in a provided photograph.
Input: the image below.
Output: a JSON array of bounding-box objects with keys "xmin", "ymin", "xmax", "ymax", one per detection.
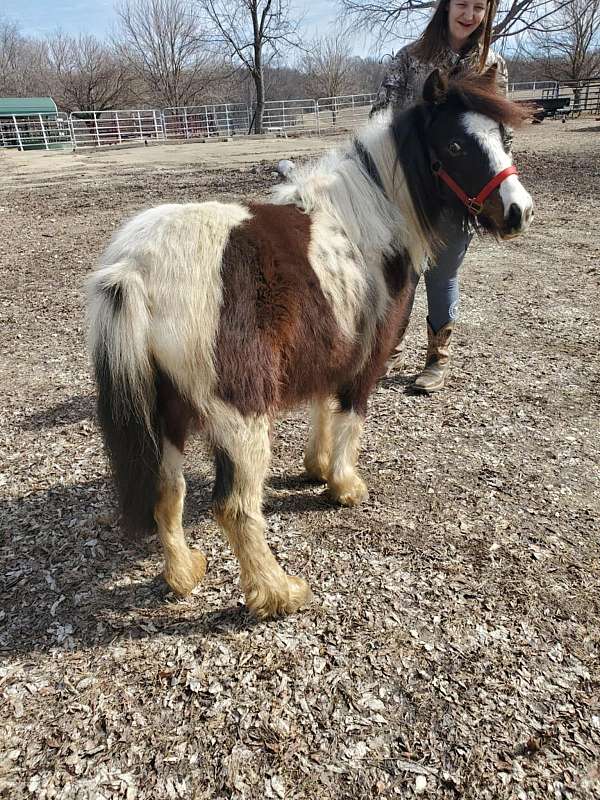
[{"xmin": 431, "ymin": 162, "xmax": 518, "ymax": 216}]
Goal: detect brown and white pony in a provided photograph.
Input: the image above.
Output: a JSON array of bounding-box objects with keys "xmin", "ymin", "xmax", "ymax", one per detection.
[{"xmin": 87, "ymin": 69, "xmax": 533, "ymax": 618}]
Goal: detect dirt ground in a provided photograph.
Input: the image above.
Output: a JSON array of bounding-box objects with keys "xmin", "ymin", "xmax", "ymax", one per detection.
[{"xmin": 1, "ymin": 118, "xmax": 599, "ymax": 800}]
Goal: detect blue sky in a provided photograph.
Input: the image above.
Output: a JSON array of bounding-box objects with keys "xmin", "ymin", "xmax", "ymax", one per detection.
[
  {"xmin": 3, "ymin": 0, "xmax": 116, "ymax": 39},
  {"xmin": 2, "ymin": 0, "xmax": 394, "ymax": 57}
]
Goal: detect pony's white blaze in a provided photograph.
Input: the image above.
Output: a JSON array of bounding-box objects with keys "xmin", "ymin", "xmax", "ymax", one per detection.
[{"xmin": 461, "ymin": 111, "xmax": 533, "ymax": 230}]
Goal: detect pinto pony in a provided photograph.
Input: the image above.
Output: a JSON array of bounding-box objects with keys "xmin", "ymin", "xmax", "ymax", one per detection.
[{"xmin": 87, "ymin": 69, "xmax": 533, "ymax": 619}]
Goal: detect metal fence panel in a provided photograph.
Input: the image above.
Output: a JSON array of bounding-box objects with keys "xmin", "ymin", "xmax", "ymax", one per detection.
[
  {"xmin": 70, "ymin": 109, "xmax": 164, "ymax": 148},
  {"xmin": 508, "ymin": 80, "xmax": 559, "ymax": 97},
  {"xmin": 163, "ymin": 103, "xmax": 250, "ymax": 139},
  {"xmin": 261, "ymin": 99, "xmax": 319, "ymax": 135},
  {"xmin": 559, "ymin": 79, "xmax": 600, "ymax": 115},
  {"xmin": 317, "ymin": 94, "xmax": 377, "ymax": 134},
  {"xmin": 0, "ymin": 112, "xmax": 72, "ymax": 151},
  {"xmin": 511, "ymin": 78, "xmax": 600, "ymax": 118}
]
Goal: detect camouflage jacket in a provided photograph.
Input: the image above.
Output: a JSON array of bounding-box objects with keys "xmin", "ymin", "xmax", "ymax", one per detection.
[{"xmin": 371, "ymin": 43, "xmax": 512, "ymax": 149}]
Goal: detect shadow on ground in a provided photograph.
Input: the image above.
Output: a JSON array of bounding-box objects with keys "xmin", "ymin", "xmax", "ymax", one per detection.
[
  {"xmin": 0, "ymin": 469, "xmax": 335, "ymax": 658},
  {"xmin": 22, "ymin": 394, "xmax": 95, "ymax": 430}
]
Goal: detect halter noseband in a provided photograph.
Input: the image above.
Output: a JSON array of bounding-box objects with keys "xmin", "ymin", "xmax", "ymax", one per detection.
[{"xmin": 431, "ymin": 161, "xmax": 518, "ymax": 216}]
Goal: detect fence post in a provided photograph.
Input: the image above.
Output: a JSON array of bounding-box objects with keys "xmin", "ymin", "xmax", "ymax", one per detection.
[
  {"xmin": 69, "ymin": 115, "xmax": 76, "ymax": 149},
  {"xmin": 184, "ymin": 107, "xmax": 189, "ymax": 139},
  {"xmin": 94, "ymin": 113, "xmax": 101, "ymax": 146},
  {"xmin": 152, "ymin": 109, "xmax": 161, "ymax": 140},
  {"xmin": 39, "ymin": 114, "xmax": 49, "ymax": 149},
  {"xmin": 12, "ymin": 115, "xmax": 24, "ymax": 150}
]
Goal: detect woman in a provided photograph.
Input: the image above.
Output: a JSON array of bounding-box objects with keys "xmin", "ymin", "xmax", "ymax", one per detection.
[{"xmin": 372, "ymin": 0, "xmax": 510, "ymax": 392}]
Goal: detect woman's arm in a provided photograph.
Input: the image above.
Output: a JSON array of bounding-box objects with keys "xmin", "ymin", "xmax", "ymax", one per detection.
[{"xmin": 370, "ymin": 48, "xmax": 414, "ymax": 116}]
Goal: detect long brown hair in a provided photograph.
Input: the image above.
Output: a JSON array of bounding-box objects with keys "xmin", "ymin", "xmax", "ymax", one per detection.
[{"xmin": 411, "ymin": 0, "xmax": 497, "ymax": 71}]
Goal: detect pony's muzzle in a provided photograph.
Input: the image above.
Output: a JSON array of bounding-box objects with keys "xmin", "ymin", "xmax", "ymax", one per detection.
[
  {"xmin": 507, "ymin": 200, "xmax": 534, "ymax": 231},
  {"xmin": 500, "ymin": 180, "xmax": 534, "ymax": 238},
  {"xmin": 501, "ymin": 200, "xmax": 534, "ymax": 238}
]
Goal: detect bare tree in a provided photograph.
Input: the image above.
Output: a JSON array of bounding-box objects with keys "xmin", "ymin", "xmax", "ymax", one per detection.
[
  {"xmin": 353, "ymin": 56, "xmax": 387, "ymax": 92},
  {"xmin": 46, "ymin": 33, "xmax": 132, "ymax": 112},
  {"xmin": 301, "ymin": 32, "xmax": 359, "ymax": 100},
  {"xmin": 202, "ymin": 0, "xmax": 301, "ymax": 132},
  {"xmin": 115, "ymin": 0, "xmax": 220, "ymax": 107},
  {"xmin": 0, "ymin": 17, "xmax": 20, "ymax": 92},
  {"xmin": 0, "ymin": 18, "xmax": 50, "ymax": 96},
  {"xmin": 529, "ymin": 0, "xmax": 600, "ymax": 81},
  {"xmin": 337, "ymin": 0, "xmax": 575, "ymax": 48}
]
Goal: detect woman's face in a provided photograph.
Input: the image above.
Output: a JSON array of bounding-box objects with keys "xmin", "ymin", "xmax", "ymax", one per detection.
[{"xmin": 447, "ymin": 0, "xmax": 487, "ymax": 49}]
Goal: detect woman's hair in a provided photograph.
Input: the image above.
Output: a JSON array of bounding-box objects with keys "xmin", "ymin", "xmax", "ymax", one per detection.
[{"xmin": 411, "ymin": 0, "xmax": 497, "ymax": 71}]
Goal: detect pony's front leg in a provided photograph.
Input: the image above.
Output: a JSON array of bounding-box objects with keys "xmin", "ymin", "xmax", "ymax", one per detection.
[
  {"xmin": 155, "ymin": 440, "xmax": 207, "ymax": 597},
  {"xmin": 211, "ymin": 410, "xmax": 312, "ymax": 619},
  {"xmin": 304, "ymin": 396, "xmax": 334, "ymax": 482},
  {"xmin": 327, "ymin": 408, "xmax": 369, "ymax": 507}
]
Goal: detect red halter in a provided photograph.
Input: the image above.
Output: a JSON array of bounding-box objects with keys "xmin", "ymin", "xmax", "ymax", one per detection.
[{"xmin": 431, "ymin": 162, "xmax": 518, "ymax": 216}]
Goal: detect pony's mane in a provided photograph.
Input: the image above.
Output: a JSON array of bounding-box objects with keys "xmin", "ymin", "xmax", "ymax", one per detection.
[
  {"xmin": 445, "ymin": 72, "xmax": 531, "ymax": 128},
  {"xmin": 270, "ymin": 136, "xmax": 413, "ymax": 265}
]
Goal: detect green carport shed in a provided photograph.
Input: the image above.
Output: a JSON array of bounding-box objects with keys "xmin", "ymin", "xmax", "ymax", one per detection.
[{"xmin": 0, "ymin": 97, "xmax": 72, "ymax": 151}]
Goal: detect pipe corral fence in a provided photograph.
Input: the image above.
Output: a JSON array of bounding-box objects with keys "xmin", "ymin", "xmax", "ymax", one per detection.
[
  {"xmin": 1, "ymin": 80, "xmax": 598, "ymax": 153},
  {"xmin": 69, "ymin": 109, "xmax": 164, "ymax": 148},
  {"xmin": 0, "ymin": 112, "xmax": 71, "ymax": 151},
  {"xmin": 162, "ymin": 103, "xmax": 250, "ymax": 139},
  {"xmin": 510, "ymin": 79, "xmax": 600, "ymax": 116}
]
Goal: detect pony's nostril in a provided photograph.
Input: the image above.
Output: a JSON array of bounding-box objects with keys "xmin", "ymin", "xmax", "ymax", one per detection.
[
  {"xmin": 507, "ymin": 202, "xmax": 522, "ymax": 230},
  {"xmin": 523, "ymin": 204, "xmax": 534, "ymax": 225}
]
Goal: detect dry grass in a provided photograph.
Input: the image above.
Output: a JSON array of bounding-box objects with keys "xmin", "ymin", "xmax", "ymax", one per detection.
[{"xmin": 1, "ymin": 121, "xmax": 599, "ymax": 800}]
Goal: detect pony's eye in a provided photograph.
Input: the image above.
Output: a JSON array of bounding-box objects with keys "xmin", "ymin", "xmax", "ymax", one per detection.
[{"xmin": 448, "ymin": 141, "xmax": 462, "ymax": 156}]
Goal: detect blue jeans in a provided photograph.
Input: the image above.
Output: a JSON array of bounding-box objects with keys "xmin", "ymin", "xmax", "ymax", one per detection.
[{"xmin": 422, "ymin": 216, "xmax": 472, "ymax": 333}]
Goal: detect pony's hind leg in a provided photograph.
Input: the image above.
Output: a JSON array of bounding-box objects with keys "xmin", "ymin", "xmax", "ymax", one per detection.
[
  {"xmin": 211, "ymin": 409, "xmax": 312, "ymax": 619},
  {"xmin": 304, "ymin": 396, "xmax": 334, "ymax": 482},
  {"xmin": 155, "ymin": 439, "xmax": 207, "ymax": 597},
  {"xmin": 327, "ymin": 409, "xmax": 369, "ymax": 507}
]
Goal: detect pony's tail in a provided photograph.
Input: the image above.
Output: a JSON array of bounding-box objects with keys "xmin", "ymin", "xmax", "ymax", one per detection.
[{"xmin": 86, "ymin": 262, "xmax": 161, "ymax": 538}]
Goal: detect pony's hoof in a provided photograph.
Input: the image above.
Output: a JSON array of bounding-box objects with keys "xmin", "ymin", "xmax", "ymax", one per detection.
[
  {"xmin": 328, "ymin": 475, "xmax": 369, "ymax": 507},
  {"xmin": 245, "ymin": 575, "xmax": 313, "ymax": 619},
  {"xmin": 303, "ymin": 452, "xmax": 330, "ymax": 483},
  {"xmin": 164, "ymin": 549, "xmax": 207, "ymax": 597},
  {"xmin": 286, "ymin": 576, "xmax": 314, "ymax": 613}
]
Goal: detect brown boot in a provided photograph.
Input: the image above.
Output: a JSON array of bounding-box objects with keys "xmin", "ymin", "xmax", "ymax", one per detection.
[{"xmin": 412, "ymin": 321, "xmax": 454, "ymax": 393}]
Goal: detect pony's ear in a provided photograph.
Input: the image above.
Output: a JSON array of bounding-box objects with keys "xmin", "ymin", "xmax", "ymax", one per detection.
[{"xmin": 423, "ymin": 69, "xmax": 448, "ymax": 104}]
